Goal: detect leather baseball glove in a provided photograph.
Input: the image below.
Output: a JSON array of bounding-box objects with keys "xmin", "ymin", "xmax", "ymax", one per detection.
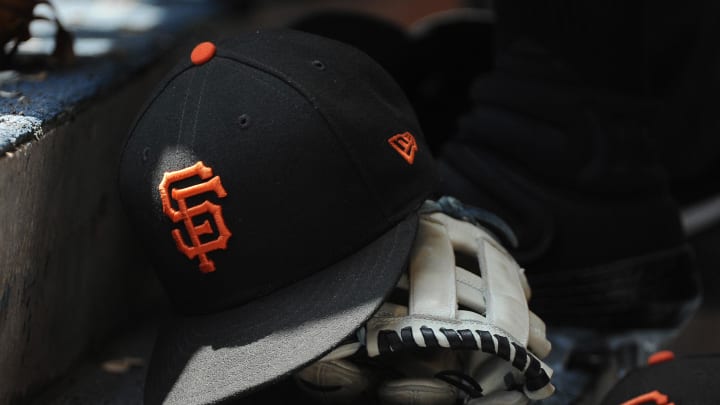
[{"xmin": 295, "ymin": 197, "xmax": 555, "ymax": 405}]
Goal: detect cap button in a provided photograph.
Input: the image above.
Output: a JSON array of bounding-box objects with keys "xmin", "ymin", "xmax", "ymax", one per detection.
[
  {"xmin": 647, "ymin": 350, "xmax": 675, "ymax": 365},
  {"xmin": 191, "ymin": 42, "xmax": 216, "ymax": 65}
]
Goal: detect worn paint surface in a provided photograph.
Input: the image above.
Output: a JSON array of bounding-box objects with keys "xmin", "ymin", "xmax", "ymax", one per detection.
[
  {"xmin": 0, "ymin": 3, "xmax": 227, "ymax": 401},
  {"xmin": 0, "ymin": 68, "xmax": 173, "ymax": 402}
]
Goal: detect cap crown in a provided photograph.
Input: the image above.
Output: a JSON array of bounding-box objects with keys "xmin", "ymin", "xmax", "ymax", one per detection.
[{"xmin": 119, "ymin": 30, "xmax": 435, "ymax": 314}]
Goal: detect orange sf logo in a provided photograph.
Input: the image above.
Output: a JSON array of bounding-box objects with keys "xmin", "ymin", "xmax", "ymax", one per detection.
[{"xmin": 159, "ymin": 161, "xmax": 232, "ymax": 273}]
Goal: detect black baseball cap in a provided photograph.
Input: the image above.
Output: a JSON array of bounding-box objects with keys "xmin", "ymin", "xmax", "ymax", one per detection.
[
  {"xmin": 118, "ymin": 30, "xmax": 435, "ymax": 404},
  {"xmin": 601, "ymin": 353, "xmax": 720, "ymax": 404}
]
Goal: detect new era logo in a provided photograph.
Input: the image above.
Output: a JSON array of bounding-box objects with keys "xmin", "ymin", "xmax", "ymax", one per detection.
[{"xmin": 388, "ymin": 132, "xmax": 418, "ymax": 165}]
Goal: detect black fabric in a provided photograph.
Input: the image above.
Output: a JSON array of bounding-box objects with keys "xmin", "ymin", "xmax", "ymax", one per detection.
[
  {"xmin": 437, "ymin": 41, "xmax": 701, "ymax": 327},
  {"xmin": 437, "ymin": 23, "xmax": 685, "ymax": 273},
  {"xmin": 439, "ymin": 144, "xmax": 683, "ymax": 271},
  {"xmin": 438, "ymin": 153, "xmax": 699, "ymax": 328},
  {"xmin": 494, "ymin": 0, "xmax": 720, "ymax": 201},
  {"xmin": 456, "ymin": 55, "xmax": 669, "ymax": 194},
  {"xmin": 118, "ymin": 30, "xmax": 436, "ymax": 404},
  {"xmin": 495, "ymin": 0, "xmax": 697, "ymax": 97},
  {"xmin": 601, "ymin": 354, "xmax": 720, "ymax": 405},
  {"xmin": 442, "ymin": 0, "xmax": 720, "ymax": 332}
]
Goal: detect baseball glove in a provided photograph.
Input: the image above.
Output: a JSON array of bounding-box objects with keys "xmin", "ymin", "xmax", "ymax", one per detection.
[
  {"xmin": 0, "ymin": 0, "xmax": 73, "ymax": 68},
  {"xmin": 294, "ymin": 197, "xmax": 555, "ymax": 405}
]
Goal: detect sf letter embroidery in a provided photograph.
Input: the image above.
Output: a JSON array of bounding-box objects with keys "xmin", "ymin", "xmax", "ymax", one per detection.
[{"xmin": 159, "ymin": 161, "xmax": 232, "ymax": 273}]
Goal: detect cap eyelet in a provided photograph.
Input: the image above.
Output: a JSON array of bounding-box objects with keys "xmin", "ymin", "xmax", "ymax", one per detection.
[
  {"xmin": 238, "ymin": 114, "xmax": 251, "ymax": 129},
  {"xmin": 142, "ymin": 147, "xmax": 150, "ymax": 161},
  {"xmin": 311, "ymin": 60, "xmax": 326, "ymax": 71}
]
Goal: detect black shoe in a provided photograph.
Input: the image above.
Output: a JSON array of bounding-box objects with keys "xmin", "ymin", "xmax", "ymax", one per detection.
[
  {"xmin": 438, "ymin": 42, "xmax": 701, "ymax": 330},
  {"xmin": 290, "ymin": 10, "xmax": 413, "ymax": 91},
  {"xmin": 406, "ymin": 8, "xmax": 495, "ymax": 154}
]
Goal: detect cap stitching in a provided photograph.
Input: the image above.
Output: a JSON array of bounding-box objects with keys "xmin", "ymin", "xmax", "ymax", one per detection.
[
  {"xmin": 119, "ymin": 63, "xmax": 199, "ymax": 210},
  {"xmin": 190, "ymin": 65, "xmax": 211, "ymax": 147},
  {"xmin": 123, "ymin": 65, "xmax": 197, "ymax": 153},
  {"xmin": 175, "ymin": 68, "xmax": 197, "ymax": 153}
]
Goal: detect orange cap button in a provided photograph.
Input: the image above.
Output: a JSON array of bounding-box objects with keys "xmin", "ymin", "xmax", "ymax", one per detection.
[
  {"xmin": 191, "ymin": 42, "xmax": 216, "ymax": 65},
  {"xmin": 648, "ymin": 350, "xmax": 675, "ymax": 365}
]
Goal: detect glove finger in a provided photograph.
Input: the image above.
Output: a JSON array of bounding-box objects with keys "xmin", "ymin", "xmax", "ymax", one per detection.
[
  {"xmin": 518, "ymin": 267, "xmax": 531, "ymax": 300},
  {"xmin": 378, "ymin": 378, "xmax": 457, "ymax": 405},
  {"xmin": 528, "ymin": 311, "xmax": 552, "ymax": 359},
  {"xmin": 469, "ymin": 355, "xmax": 518, "ymax": 394},
  {"xmin": 388, "ymin": 349, "xmax": 461, "ymax": 378},
  {"xmin": 294, "ymin": 359, "xmax": 372, "ymax": 404},
  {"xmin": 467, "ymin": 390, "xmax": 531, "ymax": 405}
]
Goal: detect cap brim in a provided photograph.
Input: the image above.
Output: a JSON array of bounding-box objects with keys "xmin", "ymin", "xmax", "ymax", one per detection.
[{"xmin": 144, "ymin": 214, "xmax": 418, "ymax": 405}]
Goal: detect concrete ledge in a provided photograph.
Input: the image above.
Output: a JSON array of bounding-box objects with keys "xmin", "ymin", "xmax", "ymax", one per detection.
[
  {"xmin": 0, "ymin": 57, "xmax": 173, "ymax": 403},
  {"xmin": 28, "ymin": 323, "xmax": 158, "ymax": 405},
  {"xmin": 0, "ymin": 1, "xmax": 220, "ymax": 155},
  {"xmin": 0, "ymin": 2, "xmax": 228, "ymax": 402}
]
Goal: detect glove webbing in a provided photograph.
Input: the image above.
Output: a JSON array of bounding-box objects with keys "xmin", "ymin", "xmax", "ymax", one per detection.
[
  {"xmin": 365, "ymin": 210, "xmax": 554, "ymax": 400},
  {"xmin": 376, "ymin": 326, "xmax": 550, "ymax": 393}
]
